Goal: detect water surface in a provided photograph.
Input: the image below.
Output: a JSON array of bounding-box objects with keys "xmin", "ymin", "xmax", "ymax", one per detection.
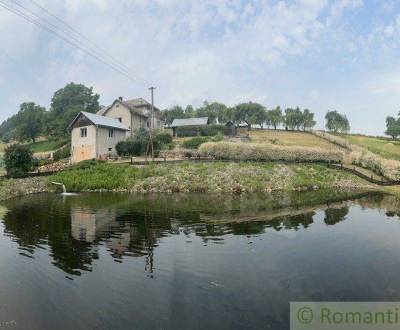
[{"xmin": 0, "ymin": 191, "xmax": 399, "ymax": 329}]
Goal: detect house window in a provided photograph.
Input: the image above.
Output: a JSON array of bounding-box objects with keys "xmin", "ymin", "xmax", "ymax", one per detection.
[
  {"xmin": 80, "ymin": 128, "xmax": 87, "ymax": 138},
  {"xmin": 147, "ymin": 121, "xmax": 151, "ymax": 128},
  {"xmin": 109, "ymin": 128, "xmax": 115, "ymax": 138},
  {"xmin": 118, "ymin": 117, "xmax": 122, "ymax": 123}
]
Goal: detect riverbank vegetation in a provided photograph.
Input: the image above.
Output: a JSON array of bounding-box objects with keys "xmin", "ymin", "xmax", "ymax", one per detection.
[{"xmin": 49, "ymin": 161, "xmax": 375, "ymax": 194}]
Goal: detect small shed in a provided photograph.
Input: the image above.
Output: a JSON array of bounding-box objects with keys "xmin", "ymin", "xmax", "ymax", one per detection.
[
  {"xmin": 224, "ymin": 121, "xmax": 237, "ymax": 137},
  {"xmin": 170, "ymin": 117, "xmax": 209, "ymax": 136}
]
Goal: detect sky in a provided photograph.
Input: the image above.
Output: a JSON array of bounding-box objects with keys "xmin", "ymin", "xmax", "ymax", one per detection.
[{"xmin": 0, "ymin": 0, "xmax": 400, "ymax": 135}]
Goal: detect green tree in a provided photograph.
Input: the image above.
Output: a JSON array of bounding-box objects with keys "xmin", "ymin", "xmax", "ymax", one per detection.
[
  {"xmin": 325, "ymin": 110, "xmax": 350, "ymax": 133},
  {"xmin": 233, "ymin": 102, "xmax": 264, "ymax": 130},
  {"xmin": 284, "ymin": 108, "xmax": 303, "ymax": 130},
  {"xmin": 45, "ymin": 83, "xmax": 100, "ymax": 139},
  {"xmin": 249, "ymin": 104, "xmax": 267, "ymax": 127},
  {"xmin": 161, "ymin": 105, "xmax": 185, "ymax": 126},
  {"xmin": 196, "ymin": 101, "xmax": 228, "ymax": 124},
  {"xmin": 266, "ymin": 106, "xmax": 283, "ymax": 130},
  {"xmin": 14, "ymin": 102, "xmax": 46, "ymax": 143},
  {"xmin": 4, "ymin": 144, "xmax": 34, "ymax": 177},
  {"xmin": 301, "ymin": 109, "xmax": 316, "ymax": 131},
  {"xmin": 385, "ymin": 116, "xmax": 400, "ymax": 140},
  {"xmin": 184, "ymin": 105, "xmax": 195, "ymax": 118}
]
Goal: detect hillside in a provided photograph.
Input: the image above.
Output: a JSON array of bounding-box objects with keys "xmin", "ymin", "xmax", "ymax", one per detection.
[{"xmin": 341, "ymin": 134, "xmax": 400, "ymax": 161}]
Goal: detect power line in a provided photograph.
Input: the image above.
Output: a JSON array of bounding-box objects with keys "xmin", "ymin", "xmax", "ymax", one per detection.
[
  {"xmin": 25, "ymin": 0, "xmax": 151, "ymax": 86},
  {"xmin": 0, "ymin": 0, "xmax": 150, "ymax": 87}
]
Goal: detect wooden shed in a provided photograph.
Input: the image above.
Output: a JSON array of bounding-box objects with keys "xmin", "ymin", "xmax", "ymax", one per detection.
[{"xmin": 224, "ymin": 121, "xmax": 237, "ymax": 137}]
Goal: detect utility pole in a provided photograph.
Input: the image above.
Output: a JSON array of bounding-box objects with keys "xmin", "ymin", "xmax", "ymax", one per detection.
[{"xmin": 148, "ymin": 86, "xmax": 156, "ymax": 161}]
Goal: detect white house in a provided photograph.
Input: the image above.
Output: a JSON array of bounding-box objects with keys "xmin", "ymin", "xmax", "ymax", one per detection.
[
  {"xmin": 69, "ymin": 111, "xmax": 129, "ymax": 163},
  {"xmin": 69, "ymin": 97, "xmax": 164, "ymax": 163}
]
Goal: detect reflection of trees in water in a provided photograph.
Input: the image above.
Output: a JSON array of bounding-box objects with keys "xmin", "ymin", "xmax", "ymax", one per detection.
[
  {"xmin": 324, "ymin": 207, "xmax": 349, "ymax": 226},
  {"xmin": 1, "ymin": 191, "xmax": 390, "ymax": 277}
]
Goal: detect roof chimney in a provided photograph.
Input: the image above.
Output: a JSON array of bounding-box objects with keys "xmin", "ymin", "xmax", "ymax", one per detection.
[{"xmin": 118, "ymin": 96, "xmax": 123, "ymax": 101}]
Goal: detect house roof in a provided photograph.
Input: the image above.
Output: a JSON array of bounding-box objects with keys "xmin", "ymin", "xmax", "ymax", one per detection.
[
  {"xmin": 171, "ymin": 117, "xmax": 209, "ymax": 127},
  {"xmin": 97, "ymin": 98, "xmax": 161, "ymax": 118},
  {"xmin": 69, "ymin": 111, "xmax": 130, "ymax": 131}
]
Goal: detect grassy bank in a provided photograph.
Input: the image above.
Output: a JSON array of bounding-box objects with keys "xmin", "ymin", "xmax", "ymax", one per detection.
[
  {"xmin": 342, "ymin": 134, "xmax": 400, "ymax": 160},
  {"xmin": 50, "ymin": 161, "xmax": 376, "ymax": 194}
]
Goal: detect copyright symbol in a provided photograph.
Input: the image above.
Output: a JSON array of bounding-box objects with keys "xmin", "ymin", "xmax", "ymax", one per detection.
[{"xmin": 297, "ymin": 307, "xmax": 314, "ymax": 324}]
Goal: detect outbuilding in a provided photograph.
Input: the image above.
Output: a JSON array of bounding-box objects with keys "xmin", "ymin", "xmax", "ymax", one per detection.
[
  {"xmin": 170, "ymin": 117, "xmax": 209, "ymax": 136},
  {"xmin": 224, "ymin": 121, "xmax": 237, "ymax": 137},
  {"xmin": 69, "ymin": 111, "xmax": 129, "ymax": 163}
]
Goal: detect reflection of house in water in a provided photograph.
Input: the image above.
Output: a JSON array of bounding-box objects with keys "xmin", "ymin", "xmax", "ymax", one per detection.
[
  {"xmin": 71, "ymin": 207, "xmax": 119, "ymax": 243},
  {"xmin": 70, "ymin": 207, "xmax": 155, "ymax": 271}
]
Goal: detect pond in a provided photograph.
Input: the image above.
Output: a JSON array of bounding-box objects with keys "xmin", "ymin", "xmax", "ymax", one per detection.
[{"xmin": 0, "ymin": 191, "xmax": 400, "ymax": 329}]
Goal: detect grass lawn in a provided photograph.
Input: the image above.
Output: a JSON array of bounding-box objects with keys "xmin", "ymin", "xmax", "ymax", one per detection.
[
  {"xmin": 50, "ymin": 161, "xmax": 374, "ymax": 193},
  {"xmin": 27, "ymin": 139, "xmax": 68, "ymax": 153},
  {"xmin": 249, "ymin": 129, "xmax": 343, "ymax": 151},
  {"xmin": 342, "ymin": 134, "xmax": 400, "ymax": 160}
]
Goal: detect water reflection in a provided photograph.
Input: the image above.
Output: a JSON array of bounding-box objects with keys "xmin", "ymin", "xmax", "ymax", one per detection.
[{"xmin": 0, "ymin": 190, "xmax": 395, "ymax": 277}]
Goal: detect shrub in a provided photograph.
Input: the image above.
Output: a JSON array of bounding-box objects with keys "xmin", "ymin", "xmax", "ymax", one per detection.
[
  {"xmin": 53, "ymin": 145, "xmax": 71, "ymax": 161},
  {"xmin": 116, "ymin": 139, "xmax": 144, "ymax": 156},
  {"xmin": 312, "ymin": 130, "xmax": 351, "ymax": 149},
  {"xmin": 154, "ymin": 131, "xmax": 173, "ymax": 145},
  {"xmin": 182, "ymin": 137, "xmax": 209, "ymax": 149},
  {"xmin": 199, "ymin": 142, "xmax": 344, "ymax": 163},
  {"xmin": 4, "ymin": 144, "xmax": 34, "ymax": 177},
  {"xmin": 176, "ymin": 125, "xmax": 224, "ymax": 137}
]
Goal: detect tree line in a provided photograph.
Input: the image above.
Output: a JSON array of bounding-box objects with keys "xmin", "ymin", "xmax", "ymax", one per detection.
[
  {"xmin": 162, "ymin": 102, "xmax": 350, "ymax": 133},
  {"xmin": 0, "ymin": 82, "xmax": 100, "ymax": 144}
]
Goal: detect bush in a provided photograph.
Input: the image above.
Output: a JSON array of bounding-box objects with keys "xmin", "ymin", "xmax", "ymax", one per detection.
[
  {"xmin": 4, "ymin": 144, "xmax": 34, "ymax": 177},
  {"xmin": 176, "ymin": 125, "xmax": 224, "ymax": 137},
  {"xmin": 154, "ymin": 131, "xmax": 173, "ymax": 145},
  {"xmin": 53, "ymin": 145, "xmax": 71, "ymax": 161},
  {"xmin": 116, "ymin": 129, "xmax": 173, "ymax": 157},
  {"xmin": 199, "ymin": 142, "xmax": 344, "ymax": 163},
  {"xmin": 182, "ymin": 137, "xmax": 210, "ymax": 149}
]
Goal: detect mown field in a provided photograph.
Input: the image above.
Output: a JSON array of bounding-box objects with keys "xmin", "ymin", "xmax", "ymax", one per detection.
[
  {"xmin": 27, "ymin": 139, "xmax": 68, "ymax": 153},
  {"xmin": 248, "ymin": 129, "xmax": 343, "ymax": 151},
  {"xmin": 341, "ymin": 134, "xmax": 400, "ymax": 161}
]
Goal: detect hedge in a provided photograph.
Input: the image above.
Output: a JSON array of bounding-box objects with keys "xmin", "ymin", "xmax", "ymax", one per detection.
[
  {"xmin": 199, "ymin": 142, "xmax": 344, "ymax": 163},
  {"xmin": 176, "ymin": 125, "xmax": 224, "ymax": 137}
]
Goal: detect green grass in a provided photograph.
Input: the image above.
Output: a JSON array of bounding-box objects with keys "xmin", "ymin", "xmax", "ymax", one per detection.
[
  {"xmin": 342, "ymin": 134, "xmax": 400, "ymax": 160},
  {"xmin": 27, "ymin": 139, "xmax": 68, "ymax": 153},
  {"xmin": 249, "ymin": 129, "xmax": 343, "ymax": 151},
  {"xmin": 50, "ymin": 161, "xmax": 373, "ymax": 193}
]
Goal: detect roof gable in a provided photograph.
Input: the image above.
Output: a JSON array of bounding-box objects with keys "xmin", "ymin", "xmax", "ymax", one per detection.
[{"xmin": 69, "ymin": 111, "xmax": 129, "ymax": 131}]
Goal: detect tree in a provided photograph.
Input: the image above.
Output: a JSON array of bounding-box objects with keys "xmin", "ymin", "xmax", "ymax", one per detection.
[
  {"xmin": 325, "ymin": 110, "xmax": 350, "ymax": 133},
  {"xmin": 4, "ymin": 144, "xmax": 34, "ymax": 177},
  {"xmin": 233, "ymin": 102, "xmax": 264, "ymax": 130},
  {"xmin": 184, "ymin": 105, "xmax": 195, "ymax": 118},
  {"xmin": 385, "ymin": 116, "xmax": 400, "ymax": 140},
  {"xmin": 301, "ymin": 109, "xmax": 316, "ymax": 131},
  {"xmin": 45, "ymin": 82, "xmax": 100, "ymax": 139},
  {"xmin": 266, "ymin": 106, "xmax": 283, "ymax": 130},
  {"xmin": 196, "ymin": 101, "xmax": 228, "ymax": 124},
  {"xmin": 14, "ymin": 102, "xmax": 46, "ymax": 143},
  {"xmin": 249, "ymin": 104, "xmax": 267, "ymax": 127},
  {"xmin": 161, "ymin": 105, "xmax": 185, "ymax": 126}
]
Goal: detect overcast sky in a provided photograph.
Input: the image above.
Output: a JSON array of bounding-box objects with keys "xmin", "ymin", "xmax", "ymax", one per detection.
[{"xmin": 0, "ymin": 0, "xmax": 399, "ymax": 135}]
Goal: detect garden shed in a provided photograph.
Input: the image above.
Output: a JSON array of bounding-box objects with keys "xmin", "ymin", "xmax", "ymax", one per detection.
[
  {"xmin": 224, "ymin": 121, "xmax": 237, "ymax": 137},
  {"xmin": 170, "ymin": 117, "xmax": 209, "ymax": 136}
]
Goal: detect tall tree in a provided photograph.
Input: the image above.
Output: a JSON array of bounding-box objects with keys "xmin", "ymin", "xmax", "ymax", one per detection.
[
  {"xmin": 184, "ymin": 105, "xmax": 195, "ymax": 118},
  {"xmin": 249, "ymin": 104, "xmax": 267, "ymax": 127},
  {"xmin": 45, "ymin": 82, "xmax": 100, "ymax": 138},
  {"xmin": 385, "ymin": 116, "xmax": 400, "ymax": 140},
  {"xmin": 161, "ymin": 105, "xmax": 185, "ymax": 126},
  {"xmin": 233, "ymin": 102, "xmax": 264, "ymax": 130},
  {"xmin": 14, "ymin": 102, "xmax": 46, "ymax": 143},
  {"xmin": 266, "ymin": 106, "xmax": 283, "ymax": 130},
  {"xmin": 196, "ymin": 101, "xmax": 228, "ymax": 124},
  {"xmin": 325, "ymin": 110, "xmax": 350, "ymax": 133},
  {"xmin": 301, "ymin": 109, "xmax": 316, "ymax": 131}
]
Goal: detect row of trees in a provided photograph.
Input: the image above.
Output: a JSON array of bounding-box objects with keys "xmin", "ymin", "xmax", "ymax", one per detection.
[
  {"xmin": 162, "ymin": 102, "xmax": 352, "ymax": 133},
  {"xmin": 162, "ymin": 102, "xmax": 318, "ymax": 131},
  {"xmin": 0, "ymin": 83, "xmax": 100, "ymax": 143}
]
